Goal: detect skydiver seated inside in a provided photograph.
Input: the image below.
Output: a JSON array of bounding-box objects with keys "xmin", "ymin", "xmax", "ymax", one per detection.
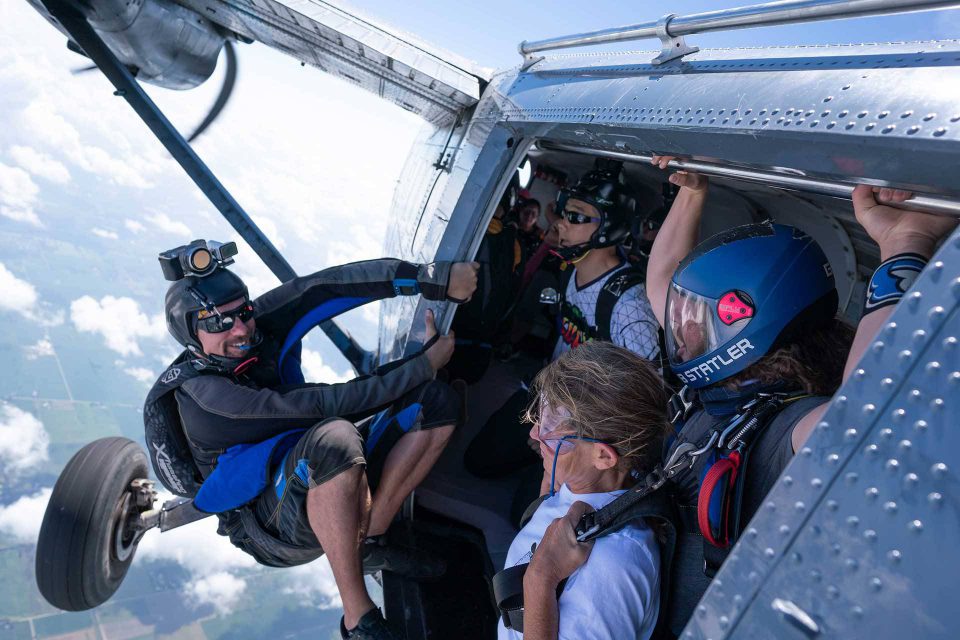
[
  {"xmin": 639, "ymin": 155, "xmax": 958, "ymax": 633},
  {"xmin": 146, "ymin": 250, "xmax": 478, "ymax": 640},
  {"xmin": 445, "ymin": 187, "xmax": 522, "ymax": 384},
  {"xmin": 500, "ymin": 341, "xmax": 669, "ymax": 640},
  {"xmin": 466, "ymin": 161, "xmax": 661, "ymax": 484},
  {"xmin": 509, "ymin": 200, "xmax": 564, "ymax": 358}
]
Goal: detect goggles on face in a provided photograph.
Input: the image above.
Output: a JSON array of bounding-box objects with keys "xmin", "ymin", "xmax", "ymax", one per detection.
[
  {"xmin": 537, "ymin": 402, "xmax": 578, "ymax": 453},
  {"xmin": 196, "ymin": 300, "xmax": 255, "ymax": 334},
  {"xmin": 664, "ymin": 282, "xmax": 754, "ymax": 365},
  {"xmin": 559, "ymin": 208, "xmax": 601, "ymax": 225}
]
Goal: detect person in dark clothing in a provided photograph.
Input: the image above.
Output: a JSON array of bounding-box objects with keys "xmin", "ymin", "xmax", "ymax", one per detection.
[
  {"xmin": 149, "ymin": 253, "xmax": 478, "ymax": 640},
  {"xmin": 446, "ymin": 191, "xmax": 522, "ymax": 384},
  {"xmin": 513, "ymin": 196, "xmax": 544, "ymax": 267},
  {"xmin": 645, "ymin": 154, "xmax": 957, "ymax": 634}
]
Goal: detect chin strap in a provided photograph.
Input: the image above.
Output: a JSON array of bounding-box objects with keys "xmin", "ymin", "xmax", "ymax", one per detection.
[{"xmin": 549, "ymin": 244, "xmax": 592, "ymax": 266}]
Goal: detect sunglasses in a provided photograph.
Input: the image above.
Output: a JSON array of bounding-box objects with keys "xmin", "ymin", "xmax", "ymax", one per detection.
[
  {"xmin": 559, "ymin": 208, "xmax": 601, "ymax": 225},
  {"xmin": 197, "ymin": 301, "xmax": 255, "ymax": 334}
]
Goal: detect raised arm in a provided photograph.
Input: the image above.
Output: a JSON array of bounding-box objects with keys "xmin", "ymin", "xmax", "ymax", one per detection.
[
  {"xmin": 791, "ymin": 185, "xmax": 958, "ymax": 451},
  {"xmin": 253, "ymin": 258, "xmax": 478, "ymax": 336},
  {"xmin": 646, "ymin": 156, "xmax": 710, "ymax": 328},
  {"xmin": 180, "ymin": 311, "xmax": 454, "ymax": 449}
]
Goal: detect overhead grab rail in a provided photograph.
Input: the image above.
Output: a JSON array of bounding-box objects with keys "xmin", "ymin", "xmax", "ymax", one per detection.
[
  {"xmin": 519, "ymin": 0, "xmax": 960, "ymax": 67},
  {"xmin": 537, "ymin": 141, "xmax": 960, "ymax": 218}
]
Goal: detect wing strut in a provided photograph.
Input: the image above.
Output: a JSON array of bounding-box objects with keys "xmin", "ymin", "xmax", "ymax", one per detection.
[{"xmin": 41, "ymin": 0, "xmax": 373, "ymax": 375}]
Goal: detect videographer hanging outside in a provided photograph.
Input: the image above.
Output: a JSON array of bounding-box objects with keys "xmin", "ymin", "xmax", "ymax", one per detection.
[{"xmin": 144, "ymin": 240, "xmax": 478, "ymax": 640}]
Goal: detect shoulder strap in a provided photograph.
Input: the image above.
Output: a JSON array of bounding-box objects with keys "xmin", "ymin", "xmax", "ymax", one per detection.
[
  {"xmin": 519, "ymin": 494, "xmax": 549, "ymax": 529},
  {"xmin": 143, "ymin": 356, "xmax": 210, "ymax": 497},
  {"xmin": 558, "ymin": 263, "xmax": 575, "ymax": 297},
  {"xmin": 699, "ymin": 393, "xmax": 824, "ymax": 575},
  {"xmin": 595, "ymin": 264, "xmax": 646, "ymax": 342}
]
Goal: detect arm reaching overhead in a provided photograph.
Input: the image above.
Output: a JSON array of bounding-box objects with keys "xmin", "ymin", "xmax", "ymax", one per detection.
[
  {"xmin": 646, "ymin": 155, "xmax": 710, "ymax": 328},
  {"xmin": 791, "ymin": 185, "xmax": 958, "ymax": 452}
]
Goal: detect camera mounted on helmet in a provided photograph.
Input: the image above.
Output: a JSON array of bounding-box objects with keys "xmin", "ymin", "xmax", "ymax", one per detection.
[
  {"xmin": 159, "ymin": 239, "xmax": 238, "ymax": 282},
  {"xmin": 552, "ymin": 159, "xmax": 639, "ymax": 263}
]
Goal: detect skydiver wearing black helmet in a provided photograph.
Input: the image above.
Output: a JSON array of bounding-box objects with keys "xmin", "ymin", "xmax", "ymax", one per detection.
[
  {"xmin": 145, "ymin": 242, "xmax": 479, "ymax": 640},
  {"xmin": 465, "ymin": 161, "xmax": 661, "ymax": 498}
]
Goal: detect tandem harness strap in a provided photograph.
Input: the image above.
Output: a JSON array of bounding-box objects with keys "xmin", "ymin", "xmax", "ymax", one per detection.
[{"xmin": 492, "ymin": 391, "xmax": 803, "ymax": 632}]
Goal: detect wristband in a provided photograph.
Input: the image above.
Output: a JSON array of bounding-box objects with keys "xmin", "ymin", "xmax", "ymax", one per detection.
[
  {"xmin": 864, "ymin": 253, "xmax": 927, "ymax": 314},
  {"xmin": 393, "ymin": 262, "xmax": 421, "ymax": 296}
]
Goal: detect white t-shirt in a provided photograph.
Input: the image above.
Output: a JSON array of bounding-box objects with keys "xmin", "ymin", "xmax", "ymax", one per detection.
[
  {"xmin": 498, "ymin": 484, "xmax": 660, "ymax": 640},
  {"xmin": 552, "ymin": 263, "xmax": 660, "ymax": 362}
]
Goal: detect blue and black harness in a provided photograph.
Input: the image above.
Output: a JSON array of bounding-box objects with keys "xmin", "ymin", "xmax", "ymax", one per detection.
[{"xmin": 193, "ymin": 271, "xmax": 425, "ymax": 514}]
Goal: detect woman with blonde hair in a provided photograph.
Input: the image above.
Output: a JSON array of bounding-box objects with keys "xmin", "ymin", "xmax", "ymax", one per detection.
[{"xmin": 499, "ymin": 340, "xmax": 671, "ymax": 640}]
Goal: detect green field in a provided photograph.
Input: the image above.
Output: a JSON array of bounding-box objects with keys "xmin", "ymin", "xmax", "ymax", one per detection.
[
  {"xmin": 0, "ymin": 547, "xmax": 51, "ymax": 619},
  {"xmin": 0, "ymin": 621, "xmax": 31, "ymax": 640}
]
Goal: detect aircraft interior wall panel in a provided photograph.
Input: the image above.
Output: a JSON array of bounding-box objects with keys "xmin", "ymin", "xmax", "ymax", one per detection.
[{"xmin": 687, "ymin": 228, "xmax": 960, "ymax": 639}]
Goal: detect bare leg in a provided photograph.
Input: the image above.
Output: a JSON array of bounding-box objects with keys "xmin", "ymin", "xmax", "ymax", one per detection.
[
  {"xmin": 367, "ymin": 424, "xmax": 454, "ymax": 537},
  {"xmin": 307, "ymin": 462, "xmax": 374, "ymax": 629}
]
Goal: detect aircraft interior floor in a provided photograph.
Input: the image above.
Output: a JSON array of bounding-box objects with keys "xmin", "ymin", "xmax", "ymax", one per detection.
[{"xmin": 415, "ymin": 353, "xmax": 545, "ymax": 571}]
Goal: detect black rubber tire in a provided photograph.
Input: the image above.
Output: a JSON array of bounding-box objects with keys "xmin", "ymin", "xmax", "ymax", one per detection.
[{"xmin": 35, "ymin": 437, "xmax": 149, "ymax": 611}]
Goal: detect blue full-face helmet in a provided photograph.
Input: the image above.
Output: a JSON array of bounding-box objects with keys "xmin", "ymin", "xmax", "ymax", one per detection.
[{"xmin": 665, "ymin": 223, "xmax": 838, "ymax": 389}]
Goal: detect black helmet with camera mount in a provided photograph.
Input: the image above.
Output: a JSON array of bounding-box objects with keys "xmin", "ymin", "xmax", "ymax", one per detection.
[{"xmin": 161, "ymin": 240, "xmax": 261, "ymax": 369}]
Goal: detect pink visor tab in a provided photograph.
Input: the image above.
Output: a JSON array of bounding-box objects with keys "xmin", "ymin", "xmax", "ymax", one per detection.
[{"xmin": 716, "ymin": 291, "xmax": 755, "ymax": 326}]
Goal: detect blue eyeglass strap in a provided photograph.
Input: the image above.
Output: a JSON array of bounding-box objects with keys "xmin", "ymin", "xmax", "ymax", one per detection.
[{"xmin": 547, "ymin": 435, "xmax": 608, "ymax": 497}]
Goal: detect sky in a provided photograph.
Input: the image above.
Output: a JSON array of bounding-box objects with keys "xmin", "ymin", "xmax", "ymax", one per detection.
[{"xmin": 0, "ymin": 0, "xmax": 958, "ymax": 629}]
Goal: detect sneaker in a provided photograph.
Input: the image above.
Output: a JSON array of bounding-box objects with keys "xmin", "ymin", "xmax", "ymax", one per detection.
[
  {"xmin": 340, "ymin": 608, "xmax": 399, "ymax": 640},
  {"xmin": 361, "ymin": 535, "xmax": 447, "ymax": 579}
]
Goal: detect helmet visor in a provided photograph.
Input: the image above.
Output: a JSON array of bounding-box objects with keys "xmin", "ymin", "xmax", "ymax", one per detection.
[{"xmin": 665, "ymin": 283, "xmax": 755, "ymax": 365}]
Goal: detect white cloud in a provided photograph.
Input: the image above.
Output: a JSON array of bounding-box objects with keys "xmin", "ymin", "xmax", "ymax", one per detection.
[
  {"xmin": 323, "ymin": 223, "xmax": 383, "ymax": 267},
  {"xmin": 0, "ymin": 262, "xmax": 38, "ymax": 315},
  {"xmin": 24, "ymin": 338, "xmax": 54, "ymax": 359},
  {"xmin": 146, "ymin": 212, "xmax": 192, "ymax": 238},
  {"xmin": 233, "ymin": 260, "xmax": 279, "ymax": 300},
  {"xmin": 124, "ymin": 219, "xmax": 146, "ymax": 234},
  {"xmin": 0, "ymin": 403, "xmax": 49, "ymax": 476},
  {"xmin": 124, "ymin": 367, "xmax": 155, "ymax": 384},
  {"xmin": 281, "ymin": 561, "xmax": 341, "ymax": 609},
  {"xmin": 0, "ymin": 488, "xmax": 51, "ymax": 542},
  {"xmin": 136, "ymin": 497, "xmax": 256, "ymax": 613},
  {"xmin": 17, "ymin": 98, "xmax": 156, "ymax": 189},
  {"xmin": 0, "ymin": 161, "xmax": 41, "ymax": 227},
  {"xmin": 300, "ymin": 348, "xmax": 353, "ymax": 384},
  {"xmin": 184, "ymin": 571, "xmax": 247, "ymax": 615},
  {"xmin": 70, "ymin": 295, "xmax": 167, "ymax": 356},
  {"xmin": 136, "ymin": 495, "xmax": 258, "ymax": 577},
  {"xmin": 8, "ymin": 145, "xmax": 70, "ymax": 184},
  {"xmin": 91, "ymin": 227, "xmax": 119, "ymax": 240}
]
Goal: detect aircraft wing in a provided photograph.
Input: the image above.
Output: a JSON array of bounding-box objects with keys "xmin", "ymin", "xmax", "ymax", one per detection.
[{"xmin": 173, "ymin": 0, "xmax": 488, "ymax": 125}]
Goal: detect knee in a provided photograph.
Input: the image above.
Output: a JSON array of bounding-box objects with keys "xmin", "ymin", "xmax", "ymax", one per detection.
[
  {"xmin": 416, "ymin": 380, "xmax": 464, "ymax": 431},
  {"xmin": 301, "ymin": 418, "xmax": 365, "ymax": 475}
]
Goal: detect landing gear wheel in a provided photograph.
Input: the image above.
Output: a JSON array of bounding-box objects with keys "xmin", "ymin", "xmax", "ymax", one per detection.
[{"xmin": 36, "ymin": 437, "xmax": 152, "ymax": 611}]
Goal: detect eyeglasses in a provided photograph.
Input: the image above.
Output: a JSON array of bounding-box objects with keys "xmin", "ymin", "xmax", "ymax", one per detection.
[
  {"xmin": 559, "ymin": 208, "xmax": 601, "ymax": 225},
  {"xmin": 196, "ymin": 301, "xmax": 255, "ymax": 334}
]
